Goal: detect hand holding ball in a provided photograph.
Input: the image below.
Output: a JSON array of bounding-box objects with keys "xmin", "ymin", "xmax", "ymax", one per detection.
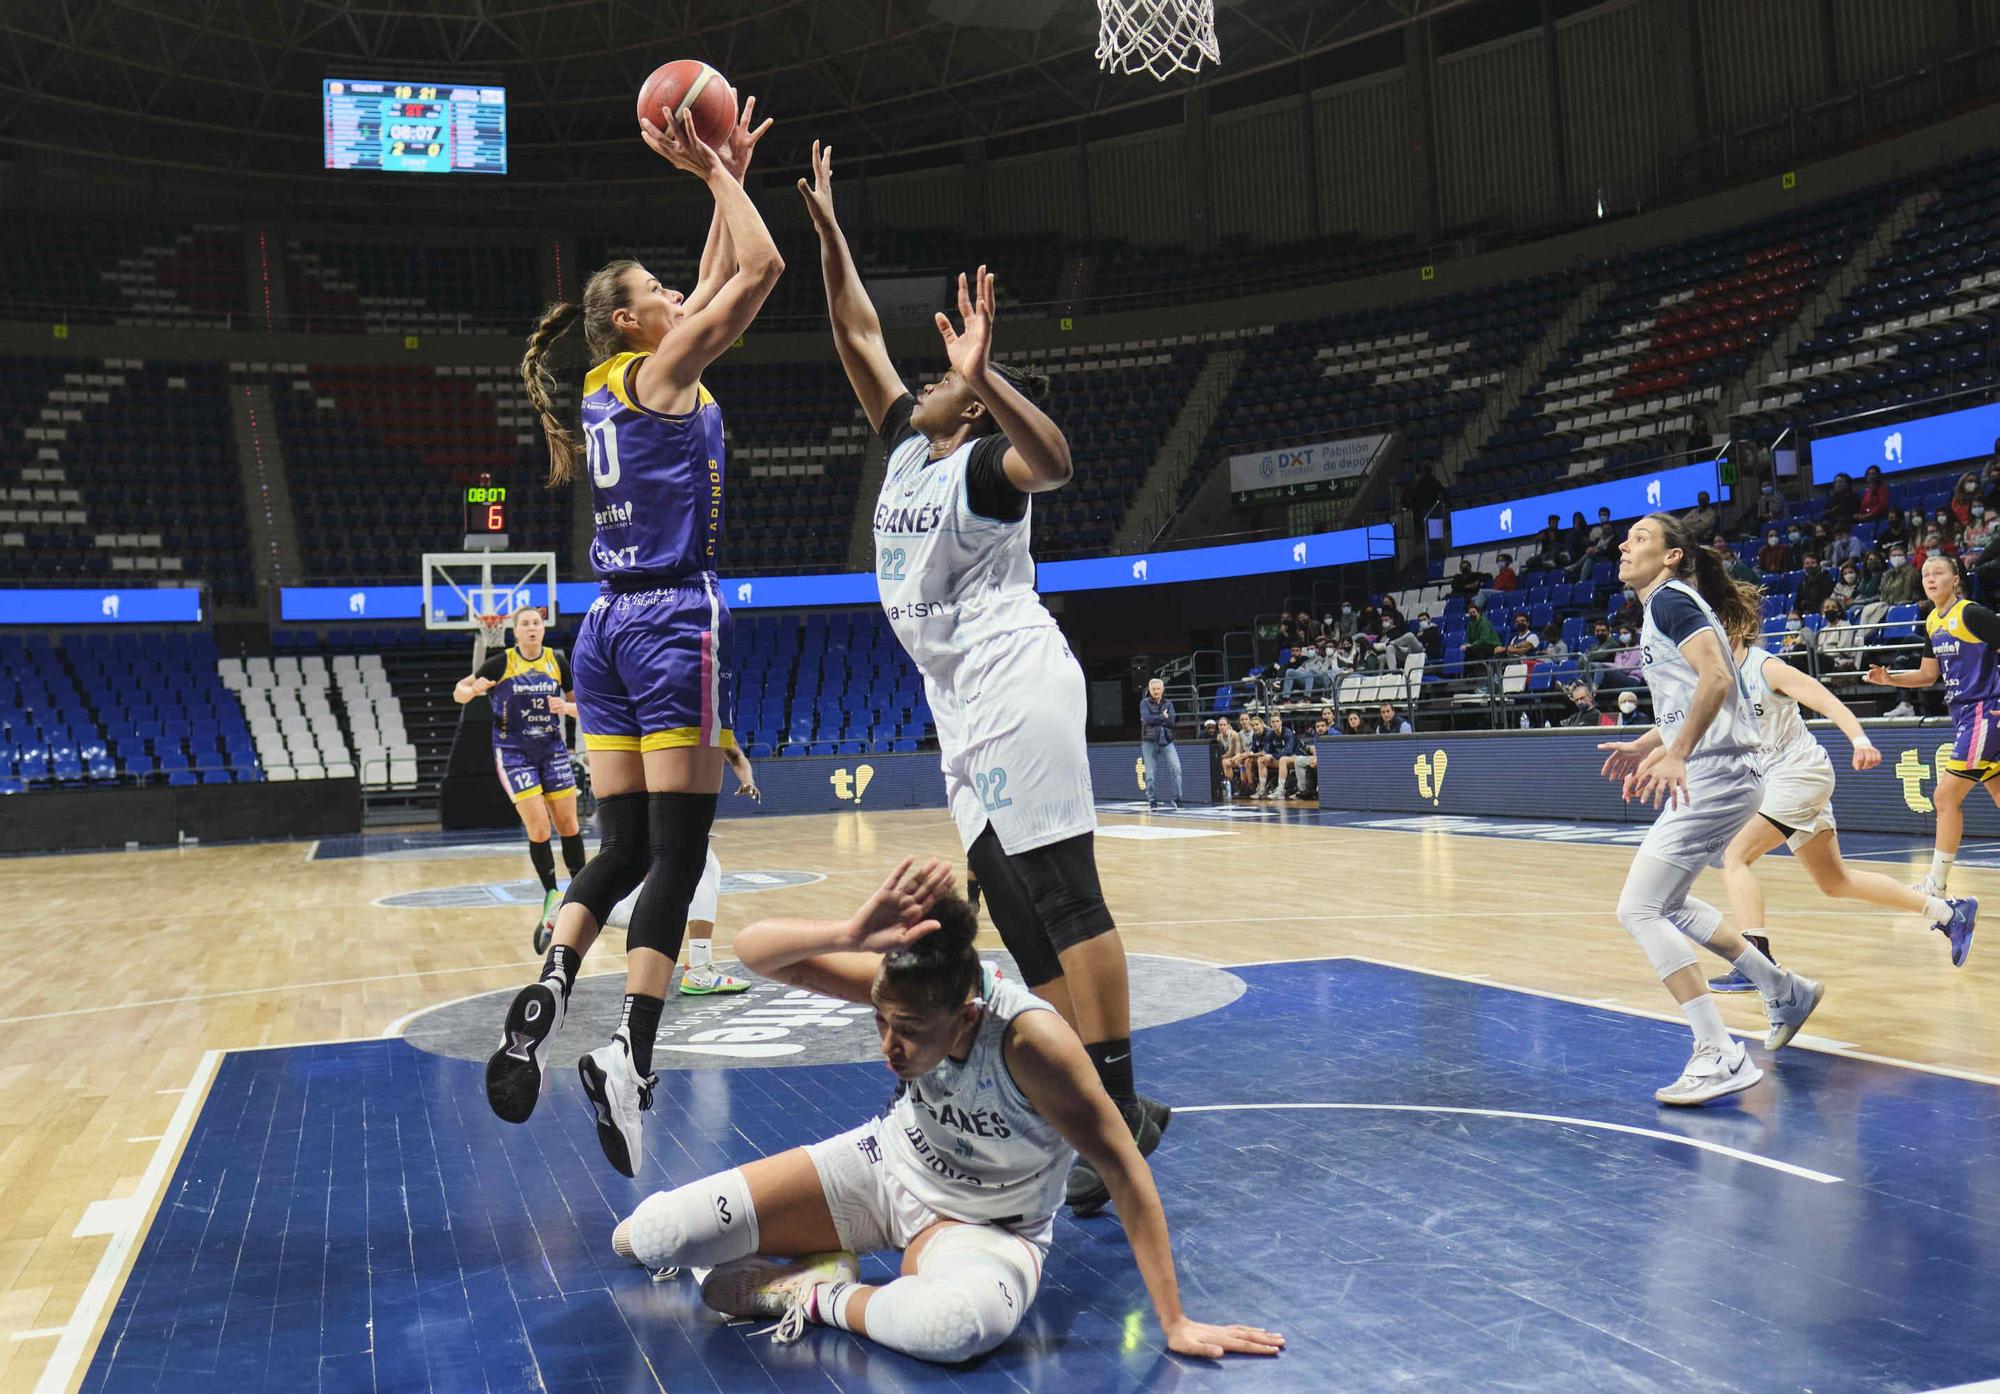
[{"xmin": 636, "ymin": 60, "xmax": 737, "ymax": 149}]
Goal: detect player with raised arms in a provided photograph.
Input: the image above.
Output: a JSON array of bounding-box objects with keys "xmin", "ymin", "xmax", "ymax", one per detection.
[
  {"xmin": 452, "ymin": 602, "xmax": 583, "ymax": 951},
  {"xmin": 798, "ymin": 141, "xmax": 1166, "ymax": 1214},
  {"xmin": 489, "ymin": 95, "xmax": 782, "ymax": 1176},
  {"xmin": 1711, "ymin": 604, "xmax": 1976, "ymax": 991},
  {"xmin": 1596, "ymin": 513, "xmax": 1823, "ymax": 1105},
  {"xmin": 610, "ymin": 856, "xmax": 1286, "ymax": 1366},
  {"xmin": 1866, "ymin": 551, "xmax": 1999, "ymax": 957}
]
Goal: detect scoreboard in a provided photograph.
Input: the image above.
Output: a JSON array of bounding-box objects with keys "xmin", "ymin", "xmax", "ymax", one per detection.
[{"xmin": 323, "ymin": 78, "xmax": 507, "ymax": 175}]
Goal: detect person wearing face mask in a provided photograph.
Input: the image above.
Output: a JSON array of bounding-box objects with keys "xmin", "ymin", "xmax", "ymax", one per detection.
[
  {"xmin": 1831, "ymin": 563, "xmax": 1859, "ymax": 610},
  {"xmin": 1777, "ymin": 610, "xmax": 1815, "ymax": 665},
  {"xmin": 1414, "ymin": 612, "xmax": 1443, "ymax": 663},
  {"xmin": 1818, "ymin": 599, "xmax": 1864, "ymax": 672},
  {"xmin": 1960, "ymin": 502, "xmax": 1993, "ymax": 558},
  {"xmin": 1952, "ymin": 472, "xmax": 1981, "ymax": 527},
  {"xmin": 1755, "ymin": 481, "xmax": 1785, "ymax": 529},
  {"xmin": 1877, "ymin": 507, "xmax": 1909, "ymax": 552},
  {"xmin": 1856, "ymin": 550, "xmax": 1884, "ymax": 599},
  {"xmin": 1612, "ymin": 689, "xmax": 1650, "ymax": 726},
  {"xmin": 1879, "ymin": 546, "xmax": 1922, "ymax": 606},
  {"xmin": 1915, "ymin": 528, "xmax": 1955, "ymax": 570},
  {"xmin": 1757, "ymin": 529, "xmax": 1793, "ymax": 573},
  {"xmin": 1795, "ymin": 554, "xmax": 1834, "ymax": 616},
  {"xmin": 1715, "ymin": 537, "xmax": 1758, "ymax": 585},
  {"xmin": 1821, "ymin": 472, "xmax": 1859, "ymax": 530}
]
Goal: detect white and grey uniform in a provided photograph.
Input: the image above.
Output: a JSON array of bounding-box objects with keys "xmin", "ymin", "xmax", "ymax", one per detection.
[
  {"xmin": 1741, "ymin": 644, "xmax": 1837, "ymax": 850},
  {"xmin": 1636, "ymin": 579, "xmax": 1764, "ymax": 869},
  {"xmin": 607, "ymin": 840, "xmax": 721, "ymax": 928},
  {"xmin": 807, "ymin": 966, "xmax": 1070, "ymax": 1256},
  {"xmin": 873, "ymin": 395, "xmax": 1096, "ymax": 854}
]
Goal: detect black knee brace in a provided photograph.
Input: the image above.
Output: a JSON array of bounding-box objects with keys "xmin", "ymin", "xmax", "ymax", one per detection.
[
  {"xmin": 967, "ymin": 826, "xmax": 1064, "ymax": 988},
  {"xmin": 1010, "ymin": 831, "xmax": 1115, "ymax": 954},
  {"xmin": 624, "ymin": 791, "xmax": 719, "ymax": 961},
  {"xmin": 562, "ymin": 792, "xmax": 648, "ymax": 925}
]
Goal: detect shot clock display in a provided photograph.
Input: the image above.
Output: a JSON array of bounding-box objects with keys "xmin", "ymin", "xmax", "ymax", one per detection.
[
  {"xmin": 323, "ymin": 78, "xmax": 507, "ymax": 174},
  {"xmin": 465, "ymin": 483, "xmax": 508, "ymax": 538}
]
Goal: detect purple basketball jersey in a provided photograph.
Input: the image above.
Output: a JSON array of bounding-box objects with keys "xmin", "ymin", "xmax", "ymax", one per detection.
[{"xmin": 578, "ymin": 351, "xmax": 725, "ymax": 582}]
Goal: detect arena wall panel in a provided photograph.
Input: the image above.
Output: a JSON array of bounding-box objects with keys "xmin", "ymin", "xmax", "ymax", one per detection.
[
  {"xmin": 1312, "ymin": 71, "xmax": 1416, "ymax": 243},
  {"xmin": 1559, "ymin": 0, "xmax": 1693, "ymax": 214},
  {"xmin": 1317, "ymin": 722, "xmax": 1977, "ymax": 839},
  {"xmin": 1210, "ymin": 98, "xmax": 1313, "ymax": 244},
  {"xmin": 988, "ymin": 148, "xmax": 1085, "ymax": 240},
  {"xmin": 865, "ymin": 165, "xmax": 964, "ymax": 237},
  {"xmin": 1434, "ymin": 30, "xmax": 1559, "ymax": 233},
  {"xmin": 1830, "ymin": 0, "xmax": 1954, "ymax": 89},
  {"xmin": 0, "ymin": 778, "xmax": 362, "ymax": 853},
  {"xmin": 1088, "ymin": 129, "xmax": 1189, "ymax": 247},
  {"xmin": 1698, "ymin": 0, "xmax": 1830, "ymax": 134}
]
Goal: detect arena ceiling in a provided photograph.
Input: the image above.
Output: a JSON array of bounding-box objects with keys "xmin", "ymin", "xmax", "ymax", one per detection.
[{"xmin": 0, "ymin": 0, "xmax": 1481, "ymax": 186}]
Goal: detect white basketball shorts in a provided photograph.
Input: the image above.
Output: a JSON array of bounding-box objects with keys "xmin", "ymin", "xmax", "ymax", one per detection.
[
  {"xmin": 929, "ymin": 627, "xmax": 1097, "ymax": 856},
  {"xmin": 1639, "ymin": 758, "xmax": 1763, "ymax": 871},
  {"xmin": 1757, "ymin": 751, "xmax": 1837, "ymax": 851}
]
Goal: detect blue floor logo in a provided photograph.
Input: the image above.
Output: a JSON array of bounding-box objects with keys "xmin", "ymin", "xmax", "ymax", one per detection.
[{"xmin": 376, "ymin": 869, "xmax": 825, "ymax": 909}]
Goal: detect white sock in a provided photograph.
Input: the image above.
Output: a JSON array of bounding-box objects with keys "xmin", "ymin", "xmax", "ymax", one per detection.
[
  {"xmin": 687, "ymin": 937, "xmax": 713, "ymax": 970},
  {"xmin": 1682, "ymin": 995, "xmax": 1733, "ymax": 1052},
  {"xmin": 807, "ymin": 1280, "xmax": 859, "ymax": 1332},
  {"xmin": 1925, "ymin": 895, "xmax": 1954, "ymax": 926},
  {"xmin": 1931, "ymin": 850, "xmax": 1955, "ymax": 884},
  {"xmin": 1731, "ymin": 940, "xmax": 1786, "ymax": 996}
]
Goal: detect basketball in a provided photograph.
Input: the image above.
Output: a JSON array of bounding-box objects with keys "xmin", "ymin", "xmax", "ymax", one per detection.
[{"xmin": 636, "ymin": 59, "xmax": 736, "ymax": 148}]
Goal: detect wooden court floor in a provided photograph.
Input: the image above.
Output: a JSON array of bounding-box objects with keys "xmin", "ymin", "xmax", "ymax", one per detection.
[{"xmin": 1, "ymin": 806, "xmax": 1996, "ymax": 1393}]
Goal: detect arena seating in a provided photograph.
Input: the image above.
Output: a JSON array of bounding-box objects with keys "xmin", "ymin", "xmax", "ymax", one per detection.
[
  {"xmin": 0, "ymin": 220, "xmax": 246, "ymax": 328},
  {"xmin": 266, "ymin": 363, "xmax": 574, "ymax": 582},
  {"xmin": 1735, "ymin": 154, "xmax": 2000, "ymax": 436},
  {"xmin": 733, "ymin": 609, "xmax": 931, "ymax": 757},
  {"xmin": 1475, "ymin": 193, "xmax": 1877, "ymax": 493},
  {"xmin": 284, "ymin": 238, "xmax": 541, "ymax": 334},
  {"xmin": 1185, "ymin": 270, "xmax": 1580, "ymax": 508},
  {"xmin": 0, "ymin": 356, "xmax": 255, "ymax": 603},
  {"xmin": 1089, "ymin": 234, "xmax": 1416, "ymax": 313},
  {"xmin": 219, "ymin": 653, "xmax": 416, "ymax": 788},
  {"xmin": 0, "ymin": 632, "xmax": 255, "ymax": 793}
]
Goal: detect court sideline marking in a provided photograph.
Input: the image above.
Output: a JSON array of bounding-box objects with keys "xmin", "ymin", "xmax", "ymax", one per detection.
[
  {"xmin": 1174, "ymin": 1103, "xmax": 1842, "ymax": 1184},
  {"xmin": 29, "ymin": 1049, "xmax": 221, "ymax": 1394}
]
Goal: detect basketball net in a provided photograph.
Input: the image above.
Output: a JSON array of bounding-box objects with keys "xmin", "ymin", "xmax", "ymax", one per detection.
[
  {"xmin": 1096, "ymin": 0, "xmax": 1218, "ymax": 79},
  {"xmin": 472, "ymin": 611, "xmax": 506, "ymax": 671}
]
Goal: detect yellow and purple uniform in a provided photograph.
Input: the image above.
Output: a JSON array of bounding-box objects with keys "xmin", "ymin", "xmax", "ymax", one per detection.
[
  {"xmin": 1925, "ymin": 598, "xmax": 2000, "ymax": 779},
  {"xmin": 571, "ymin": 350, "xmax": 735, "ymax": 753},
  {"xmin": 477, "ymin": 645, "xmax": 576, "ymax": 803}
]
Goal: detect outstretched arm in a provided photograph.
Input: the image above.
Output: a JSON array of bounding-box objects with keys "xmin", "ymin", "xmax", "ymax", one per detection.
[
  {"xmin": 681, "ymin": 96, "xmax": 774, "ymax": 317},
  {"xmin": 1763, "ymin": 657, "xmax": 1879, "ymax": 768},
  {"xmin": 1007, "ymin": 1013, "xmax": 1284, "ymax": 1360},
  {"xmin": 798, "ymin": 141, "xmax": 905, "ymax": 431},
  {"xmin": 938, "ymin": 267, "xmax": 1072, "ymax": 492}
]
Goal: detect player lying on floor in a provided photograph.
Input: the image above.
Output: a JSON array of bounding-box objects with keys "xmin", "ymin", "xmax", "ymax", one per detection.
[{"xmin": 611, "ymin": 855, "xmax": 1283, "ymax": 1364}]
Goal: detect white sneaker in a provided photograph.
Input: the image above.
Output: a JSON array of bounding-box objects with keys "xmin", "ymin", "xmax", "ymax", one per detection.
[
  {"xmin": 578, "ymin": 1035, "xmax": 655, "ymax": 1177},
  {"xmin": 1885, "ymin": 700, "xmax": 1915, "ymax": 718},
  {"xmin": 1762, "ymin": 972, "xmax": 1825, "ymax": 1051},
  {"xmin": 700, "ymin": 1251, "xmax": 858, "ymax": 1320},
  {"xmin": 678, "ymin": 964, "xmax": 751, "ymax": 996},
  {"xmin": 1655, "ymin": 1040, "xmax": 1763, "ymax": 1106}
]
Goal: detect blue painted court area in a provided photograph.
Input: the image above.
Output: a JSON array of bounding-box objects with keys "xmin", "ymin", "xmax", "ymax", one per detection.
[{"xmin": 82, "ymin": 960, "xmax": 2000, "ymax": 1393}]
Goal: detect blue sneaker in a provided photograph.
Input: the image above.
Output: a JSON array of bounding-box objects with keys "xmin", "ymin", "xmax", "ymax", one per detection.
[
  {"xmin": 1707, "ymin": 966, "xmax": 1758, "ymax": 992},
  {"xmin": 1943, "ymin": 896, "xmax": 1977, "ymax": 968}
]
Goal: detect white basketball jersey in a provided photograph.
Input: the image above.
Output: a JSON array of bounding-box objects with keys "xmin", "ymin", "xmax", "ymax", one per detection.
[
  {"xmin": 1640, "ymin": 578, "xmax": 1761, "ymax": 762},
  {"xmin": 875, "ymin": 425, "xmax": 1057, "ymax": 691},
  {"xmin": 1740, "ymin": 645, "xmax": 1826, "ymax": 773},
  {"xmin": 881, "ymin": 968, "xmax": 1072, "ymax": 1241}
]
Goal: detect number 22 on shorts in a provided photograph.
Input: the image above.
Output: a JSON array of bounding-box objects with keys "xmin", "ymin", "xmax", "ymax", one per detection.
[{"xmin": 974, "ymin": 767, "xmax": 1012, "ymax": 811}]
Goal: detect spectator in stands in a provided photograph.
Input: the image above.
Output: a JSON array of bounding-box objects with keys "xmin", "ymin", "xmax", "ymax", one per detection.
[
  {"xmin": 1415, "ymin": 613, "xmax": 1443, "ymax": 663},
  {"xmin": 1254, "ymin": 713, "xmax": 1299, "ymax": 798},
  {"xmin": 1819, "ymin": 600, "xmax": 1864, "ymax": 675},
  {"xmin": 1139, "ymin": 678, "xmax": 1181, "ymax": 811},
  {"xmin": 1611, "ymin": 587, "xmax": 1643, "ymax": 632},
  {"xmin": 1682, "ymin": 491, "xmax": 1719, "ymax": 541},
  {"xmin": 1561, "ymin": 680, "xmax": 1607, "ymax": 727},
  {"xmin": 1877, "ymin": 507, "xmax": 1910, "ymax": 552},
  {"xmin": 1831, "ymin": 562, "xmax": 1859, "ymax": 610},
  {"xmin": 1915, "ymin": 527, "xmax": 1954, "ymax": 569},
  {"xmin": 1980, "ymin": 458, "xmax": 2000, "ymax": 511},
  {"xmin": 1776, "ymin": 611, "xmax": 1814, "ymax": 667},
  {"xmin": 1754, "ymin": 481, "xmax": 1786, "ymax": 530},
  {"xmin": 1565, "ymin": 524, "xmax": 1614, "ymax": 581},
  {"xmin": 1464, "ymin": 603, "xmax": 1501, "ymax": 666},
  {"xmin": 1856, "ymin": 550, "xmax": 1885, "ymax": 600},
  {"xmin": 1856, "ymin": 464, "xmax": 1890, "ymax": 522},
  {"xmin": 1330, "ymin": 636, "xmax": 1360, "ymax": 682},
  {"xmin": 1379, "ymin": 622, "xmax": 1425, "ymax": 670},
  {"xmin": 1757, "ymin": 528, "xmax": 1793, "ymax": 573},
  {"xmin": 1526, "ymin": 514, "xmax": 1565, "ymax": 571},
  {"xmin": 1821, "ymin": 472, "xmax": 1859, "ymax": 530},
  {"xmin": 1474, "ymin": 555, "xmax": 1518, "ymax": 615},
  {"xmin": 1374, "ymin": 702, "xmax": 1412, "ymax": 735},
  {"xmin": 1502, "ymin": 611, "xmax": 1543, "ymax": 659},
  {"xmin": 1928, "ymin": 507, "xmax": 1962, "ymax": 547},
  {"xmin": 1405, "ymin": 464, "xmax": 1443, "ymax": 523},
  {"xmin": 1828, "ymin": 523, "xmax": 1863, "ymax": 569},
  {"xmin": 1953, "ymin": 473, "xmax": 1982, "ymax": 527},
  {"xmin": 1962, "ymin": 504, "xmax": 1994, "ymax": 559},
  {"xmin": 1715, "ymin": 536, "xmax": 1758, "ymax": 584},
  {"xmin": 1795, "ymin": 554, "xmax": 1835, "ymax": 615},
  {"xmin": 1611, "ymin": 690, "xmax": 1650, "ymax": 726},
  {"xmin": 1340, "ymin": 710, "xmax": 1367, "ymax": 736},
  {"xmin": 1282, "ymin": 642, "xmax": 1331, "ymax": 700},
  {"xmin": 1450, "ymin": 558, "xmax": 1490, "ymax": 602}
]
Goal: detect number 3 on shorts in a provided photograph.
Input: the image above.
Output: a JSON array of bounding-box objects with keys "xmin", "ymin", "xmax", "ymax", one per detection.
[{"xmin": 974, "ymin": 767, "xmax": 1012, "ymax": 812}]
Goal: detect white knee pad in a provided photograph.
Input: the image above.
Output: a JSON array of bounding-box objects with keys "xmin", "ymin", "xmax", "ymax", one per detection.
[
  {"xmin": 865, "ymin": 1225, "xmax": 1041, "ymax": 1363},
  {"xmin": 1616, "ymin": 855, "xmax": 1703, "ymax": 981},
  {"xmin": 616, "ymin": 1167, "xmax": 760, "ymax": 1270},
  {"xmin": 606, "ymin": 843, "xmax": 722, "ymax": 928},
  {"xmin": 689, "ymin": 844, "xmax": 721, "ymax": 924}
]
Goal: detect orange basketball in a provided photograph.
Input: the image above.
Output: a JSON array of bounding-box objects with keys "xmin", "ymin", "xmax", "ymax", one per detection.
[{"xmin": 636, "ymin": 59, "xmax": 737, "ymax": 149}]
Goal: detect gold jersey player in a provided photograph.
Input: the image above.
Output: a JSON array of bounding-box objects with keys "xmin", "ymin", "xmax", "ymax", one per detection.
[
  {"xmin": 490, "ymin": 98, "xmax": 783, "ymax": 1177},
  {"xmin": 799, "ymin": 141, "xmax": 1165, "ymax": 1216},
  {"xmin": 453, "ymin": 604, "xmax": 582, "ymax": 952}
]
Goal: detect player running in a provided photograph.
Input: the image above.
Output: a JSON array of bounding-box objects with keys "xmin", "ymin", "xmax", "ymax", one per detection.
[
  {"xmin": 490, "ymin": 97, "xmax": 781, "ymax": 1176},
  {"xmin": 610, "ymin": 856, "xmax": 1284, "ymax": 1366},
  {"xmin": 800, "ymin": 140, "xmax": 1165, "ymax": 1215},
  {"xmin": 453, "ymin": 603, "xmax": 583, "ymax": 952},
  {"xmin": 1596, "ymin": 513, "xmax": 1823, "ymax": 1105}
]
